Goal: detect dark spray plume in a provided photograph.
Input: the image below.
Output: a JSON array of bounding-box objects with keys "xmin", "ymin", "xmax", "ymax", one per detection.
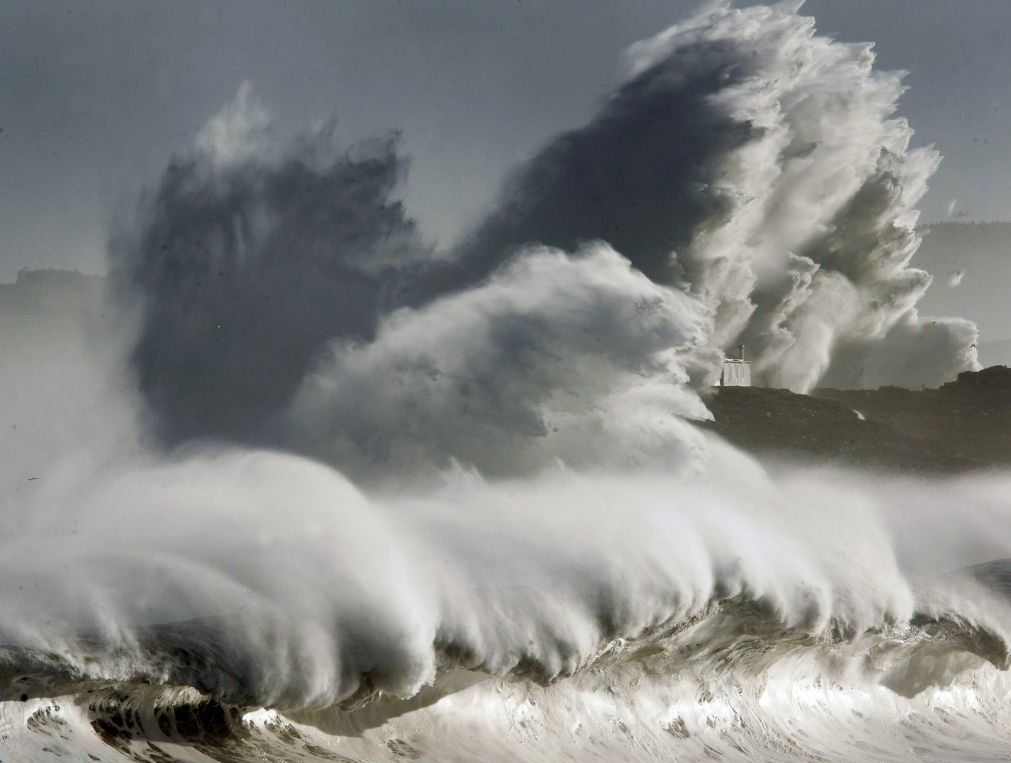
[{"xmin": 113, "ymin": 83, "xmax": 427, "ymax": 443}]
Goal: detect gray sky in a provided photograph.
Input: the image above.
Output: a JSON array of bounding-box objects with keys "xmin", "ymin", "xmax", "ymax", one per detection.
[{"xmin": 2, "ymin": 0, "xmax": 1010, "ymax": 281}]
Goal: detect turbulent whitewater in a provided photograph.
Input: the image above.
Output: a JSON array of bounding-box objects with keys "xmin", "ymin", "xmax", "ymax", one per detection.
[{"xmin": 2, "ymin": 2, "xmax": 1009, "ymax": 761}]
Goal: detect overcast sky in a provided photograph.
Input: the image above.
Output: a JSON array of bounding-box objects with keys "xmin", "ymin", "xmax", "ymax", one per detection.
[{"xmin": 2, "ymin": 0, "xmax": 1010, "ymax": 280}]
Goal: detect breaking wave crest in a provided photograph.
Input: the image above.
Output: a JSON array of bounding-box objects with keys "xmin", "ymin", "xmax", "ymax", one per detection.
[
  {"xmin": 6, "ymin": 558, "xmax": 1011, "ymax": 761},
  {"xmin": 5, "ymin": 454, "xmax": 1011, "ymax": 760}
]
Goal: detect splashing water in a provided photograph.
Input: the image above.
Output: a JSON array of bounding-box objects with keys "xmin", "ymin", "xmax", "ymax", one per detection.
[{"xmin": 1, "ymin": 2, "xmax": 1006, "ymax": 761}]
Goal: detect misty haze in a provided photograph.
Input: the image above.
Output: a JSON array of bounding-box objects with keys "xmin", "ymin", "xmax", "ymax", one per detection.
[{"xmin": 3, "ymin": 1, "xmax": 1011, "ymax": 761}]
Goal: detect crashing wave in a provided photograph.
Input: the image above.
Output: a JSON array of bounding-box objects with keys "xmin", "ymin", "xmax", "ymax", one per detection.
[{"xmin": 0, "ymin": 2, "xmax": 1004, "ymax": 762}]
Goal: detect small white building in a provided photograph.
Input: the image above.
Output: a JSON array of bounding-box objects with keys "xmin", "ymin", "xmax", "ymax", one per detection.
[{"xmin": 718, "ymin": 345, "xmax": 752, "ymax": 387}]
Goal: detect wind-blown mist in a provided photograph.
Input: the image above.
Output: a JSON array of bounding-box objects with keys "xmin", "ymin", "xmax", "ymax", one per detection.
[
  {"xmin": 2, "ymin": 3, "xmax": 1007, "ymax": 762},
  {"xmin": 115, "ymin": 83, "xmax": 427, "ymax": 443}
]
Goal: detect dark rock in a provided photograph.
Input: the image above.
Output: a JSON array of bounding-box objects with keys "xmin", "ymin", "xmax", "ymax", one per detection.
[{"xmin": 698, "ymin": 366, "xmax": 1011, "ymax": 474}]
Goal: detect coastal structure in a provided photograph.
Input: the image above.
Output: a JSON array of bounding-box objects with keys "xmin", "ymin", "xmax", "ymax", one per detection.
[{"xmin": 719, "ymin": 345, "xmax": 751, "ymax": 387}]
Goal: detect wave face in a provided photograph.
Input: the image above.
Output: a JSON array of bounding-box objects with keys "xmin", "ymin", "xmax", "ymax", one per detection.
[
  {"xmin": 6, "ymin": 564, "xmax": 1011, "ymax": 762},
  {"xmin": 2, "ymin": 2, "xmax": 1008, "ymax": 762},
  {"xmin": 5, "ymin": 459, "xmax": 1011, "ymax": 761}
]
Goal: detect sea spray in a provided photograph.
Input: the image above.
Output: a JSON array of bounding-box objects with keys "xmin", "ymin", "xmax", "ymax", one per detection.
[{"xmin": 0, "ymin": 2, "xmax": 1006, "ymax": 761}]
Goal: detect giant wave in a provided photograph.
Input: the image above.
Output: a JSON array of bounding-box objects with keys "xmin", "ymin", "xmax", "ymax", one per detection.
[{"xmin": 1, "ymin": 2, "xmax": 1007, "ymax": 761}]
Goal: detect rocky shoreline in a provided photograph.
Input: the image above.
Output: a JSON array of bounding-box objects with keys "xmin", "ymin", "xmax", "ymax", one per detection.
[{"xmin": 699, "ymin": 366, "xmax": 1011, "ymax": 474}]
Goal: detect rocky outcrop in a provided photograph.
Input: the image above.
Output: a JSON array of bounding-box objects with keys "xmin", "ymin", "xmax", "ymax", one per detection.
[{"xmin": 698, "ymin": 367, "xmax": 1011, "ymax": 474}]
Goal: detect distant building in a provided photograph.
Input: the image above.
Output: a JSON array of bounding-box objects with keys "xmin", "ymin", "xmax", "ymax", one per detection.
[{"xmin": 719, "ymin": 345, "xmax": 751, "ymax": 387}]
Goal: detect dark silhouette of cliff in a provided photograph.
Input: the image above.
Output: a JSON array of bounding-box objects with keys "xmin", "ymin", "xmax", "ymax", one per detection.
[{"xmin": 700, "ymin": 366, "xmax": 1011, "ymax": 474}]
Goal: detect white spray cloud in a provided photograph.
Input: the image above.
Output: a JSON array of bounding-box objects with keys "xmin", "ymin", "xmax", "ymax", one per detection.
[
  {"xmin": 451, "ymin": 1, "xmax": 978, "ymax": 392},
  {"xmin": 287, "ymin": 244, "xmax": 713, "ymax": 482},
  {"xmin": 633, "ymin": 3, "xmax": 978, "ymax": 390}
]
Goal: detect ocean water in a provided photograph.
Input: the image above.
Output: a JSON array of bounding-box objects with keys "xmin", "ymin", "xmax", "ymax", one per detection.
[{"xmin": 2, "ymin": 2, "xmax": 1006, "ymax": 760}]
